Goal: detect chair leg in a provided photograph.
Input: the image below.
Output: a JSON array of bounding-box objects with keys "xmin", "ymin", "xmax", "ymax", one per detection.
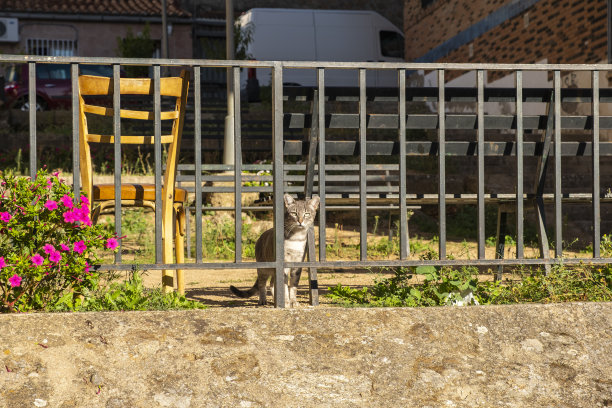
[
  {"xmin": 175, "ymin": 206, "xmax": 186, "ymax": 295},
  {"xmin": 162, "ymin": 213, "xmax": 175, "ymax": 294}
]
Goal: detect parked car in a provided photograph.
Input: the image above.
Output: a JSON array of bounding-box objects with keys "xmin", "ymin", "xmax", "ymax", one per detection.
[{"xmin": 3, "ymin": 64, "xmax": 121, "ymax": 111}]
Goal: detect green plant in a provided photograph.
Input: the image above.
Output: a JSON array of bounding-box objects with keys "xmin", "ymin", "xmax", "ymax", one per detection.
[
  {"xmin": 477, "ymin": 264, "xmax": 612, "ymax": 304},
  {"xmin": 328, "ymin": 262, "xmax": 612, "ymax": 308},
  {"xmin": 0, "ymin": 169, "xmax": 118, "ymax": 312},
  {"xmin": 197, "ymin": 216, "xmax": 258, "ymax": 260},
  {"xmin": 328, "ymin": 258, "xmax": 479, "ymax": 308},
  {"xmin": 234, "ymin": 21, "xmax": 254, "ymax": 60},
  {"xmin": 116, "ymin": 24, "xmax": 156, "ymax": 77},
  {"xmin": 53, "ymin": 269, "xmax": 206, "ymax": 311}
]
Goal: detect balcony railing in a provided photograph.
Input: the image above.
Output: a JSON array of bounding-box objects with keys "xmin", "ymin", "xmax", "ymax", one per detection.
[{"xmin": 2, "ymin": 54, "xmax": 612, "ymax": 307}]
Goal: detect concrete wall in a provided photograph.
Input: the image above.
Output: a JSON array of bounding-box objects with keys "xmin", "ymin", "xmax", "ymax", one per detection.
[{"xmin": 1, "ymin": 303, "xmax": 611, "ymax": 407}]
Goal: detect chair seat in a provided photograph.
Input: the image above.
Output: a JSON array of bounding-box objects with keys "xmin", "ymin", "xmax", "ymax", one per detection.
[{"xmin": 93, "ymin": 184, "xmax": 187, "ymax": 203}]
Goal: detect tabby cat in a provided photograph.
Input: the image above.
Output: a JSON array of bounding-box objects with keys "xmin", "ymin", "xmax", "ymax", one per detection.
[{"xmin": 230, "ymin": 194, "xmax": 320, "ymax": 307}]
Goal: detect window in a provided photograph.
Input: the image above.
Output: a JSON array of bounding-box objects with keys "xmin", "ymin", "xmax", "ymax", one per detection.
[
  {"xmin": 380, "ymin": 31, "xmax": 404, "ymax": 59},
  {"xmin": 26, "ymin": 38, "xmax": 76, "ymax": 56},
  {"xmin": 36, "ymin": 64, "xmax": 70, "ymax": 80}
]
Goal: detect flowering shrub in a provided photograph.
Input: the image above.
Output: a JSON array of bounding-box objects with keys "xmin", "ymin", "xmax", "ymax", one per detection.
[{"xmin": 0, "ymin": 169, "xmax": 117, "ymax": 312}]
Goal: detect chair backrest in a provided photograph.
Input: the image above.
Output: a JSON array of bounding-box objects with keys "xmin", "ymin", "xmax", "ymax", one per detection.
[{"xmin": 78, "ymin": 69, "xmax": 190, "ymax": 204}]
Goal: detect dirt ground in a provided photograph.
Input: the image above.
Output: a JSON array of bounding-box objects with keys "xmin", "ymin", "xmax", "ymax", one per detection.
[{"xmin": 139, "ymin": 266, "xmax": 386, "ymax": 308}]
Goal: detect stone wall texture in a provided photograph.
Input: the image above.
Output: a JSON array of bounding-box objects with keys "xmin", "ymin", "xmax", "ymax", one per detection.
[
  {"xmin": 404, "ymin": 0, "xmax": 608, "ymax": 64},
  {"xmin": 1, "ymin": 303, "xmax": 612, "ymax": 407}
]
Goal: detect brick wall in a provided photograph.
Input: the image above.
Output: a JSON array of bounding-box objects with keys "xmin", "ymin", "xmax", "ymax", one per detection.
[{"xmin": 404, "ymin": 0, "xmax": 608, "ymax": 64}]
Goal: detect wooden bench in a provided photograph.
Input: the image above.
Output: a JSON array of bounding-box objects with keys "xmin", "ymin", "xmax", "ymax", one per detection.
[{"xmin": 177, "ymin": 83, "xmax": 612, "ymax": 304}]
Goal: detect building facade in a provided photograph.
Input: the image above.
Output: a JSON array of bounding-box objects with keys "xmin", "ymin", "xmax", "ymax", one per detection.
[
  {"xmin": 404, "ymin": 0, "xmax": 609, "ymax": 65},
  {"xmin": 0, "ymin": 0, "xmax": 193, "ymax": 59}
]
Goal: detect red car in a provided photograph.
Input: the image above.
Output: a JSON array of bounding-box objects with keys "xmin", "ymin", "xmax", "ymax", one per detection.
[{"xmin": 3, "ymin": 64, "xmax": 119, "ymax": 111}]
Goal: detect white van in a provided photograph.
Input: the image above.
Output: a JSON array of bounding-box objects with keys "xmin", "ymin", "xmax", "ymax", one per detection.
[{"xmin": 237, "ymin": 8, "xmax": 405, "ymax": 97}]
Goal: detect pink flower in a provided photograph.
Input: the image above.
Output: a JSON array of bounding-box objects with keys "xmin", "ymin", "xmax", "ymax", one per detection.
[
  {"xmin": 0, "ymin": 257, "xmax": 5, "ymax": 269},
  {"xmin": 31, "ymin": 254, "xmax": 44, "ymax": 266},
  {"xmin": 63, "ymin": 210, "xmax": 77, "ymax": 224},
  {"xmin": 44, "ymin": 200, "xmax": 58, "ymax": 211},
  {"xmin": 60, "ymin": 244, "xmax": 71, "ymax": 252},
  {"xmin": 8, "ymin": 274, "xmax": 22, "ymax": 288},
  {"xmin": 0, "ymin": 212, "xmax": 12, "ymax": 223},
  {"xmin": 84, "ymin": 261, "xmax": 90, "ymax": 273},
  {"xmin": 80, "ymin": 196, "xmax": 90, "ymax": 206},
  {"xmin": 49, "ymin": 250, "xmax": 62, "ymax": 264},
  {"xmin": 74, "ymin": 208, "xmax": 91, "ymax": 225},
  {"xmin": 73, "ymin": 240, "xmax": 86, "ymax": 254},
  {"xmin": 60, "ymin": 195, "xmax": 74, "ymax": 209},
  {"xmin": 43, "ymin": 244, "xmax": 55, "ymax": 254},
  {"xmin": 46, "ymin": 178, "xmax": 53, "ymax": 189},
  {"xmin": 106, "ymin": 238, "xmax": 119, "ymax": 250}
]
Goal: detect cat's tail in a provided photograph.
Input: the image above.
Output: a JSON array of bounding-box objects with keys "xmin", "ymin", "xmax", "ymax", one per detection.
[{"xmin": 229, "ymin": 282, "xmax": 258, "ymax": 298}]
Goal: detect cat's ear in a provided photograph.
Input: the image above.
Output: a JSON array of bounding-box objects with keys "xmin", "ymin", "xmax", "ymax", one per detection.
[
  {"xmin": 283, "ymin": 194, "xmax": 295, "ymax": 207},
  {"xmin": 309, "ymin": 195, "xmax": 320, "ymax": 209}
]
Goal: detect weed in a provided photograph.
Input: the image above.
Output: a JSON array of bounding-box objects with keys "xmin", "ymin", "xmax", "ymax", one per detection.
[
  {"xmin": 328, "ymin": 262, "xmax": 612, "ymax": 307},
  {"xmin": 51, "ymin": 270, "xmax": 206, "ymax": 311},
  {"xmin": 196, "ymin": 216, "xmax": 258, "ymax": 260}
]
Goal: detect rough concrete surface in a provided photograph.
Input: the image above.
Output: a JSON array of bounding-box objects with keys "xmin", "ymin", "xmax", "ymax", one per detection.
[{"xmin": 1, "ymin": 303, "xmax": 611, "ymax": 407}]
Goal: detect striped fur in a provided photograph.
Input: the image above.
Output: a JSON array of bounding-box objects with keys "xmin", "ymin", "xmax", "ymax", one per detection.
[{"xmin": 230, "ymin": 194, "xmax": 320, "ymax": 307}]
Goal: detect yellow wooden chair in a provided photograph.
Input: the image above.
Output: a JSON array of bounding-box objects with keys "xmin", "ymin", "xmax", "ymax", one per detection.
[{"xmin": 78, "ymin": 70, "xmax": 190, "ymax": 294}]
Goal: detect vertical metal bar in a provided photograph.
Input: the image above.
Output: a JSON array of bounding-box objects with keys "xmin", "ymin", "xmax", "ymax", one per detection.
[
  {"xmin": 477, "ymin": 70, "xmax": 485, "ymax": 259},
  {"xmin": 233, "ymin": 66, "xmax": 242, "ymax": 262},
  {"xmin": 438, "ymin": 69, "xmax": 446, "ymax": 259},
  {"xmin": 272, "ymin": 62, "xmax": 285, "ymax": 308},
  {"xmin": 359, "ymin": 68, "xmax": 367, "ymax": 261},
  {"xmin": 516, "ymin": 70, "xmax": 524, "ymax": 259},
  {"xmin": 112, "ymin": 64, "xmax": 122, "ymax": 264},
  {"xmin": 71, "ymin": 63, "xmax": 80, "ymax": 198},
  {"xmin": 317, "ymin": 68, "xmax": 326, "ymax": 262},
  {"xmin": 554, "ymin": 70, "xmax": 562, "ymax": 258},
  {"xmin": 194, "ymin": 66, "xmax": 203, "ymax": 263},
  {"xmin": 592, "ymin": 70, "xmax": 601, "ymax": 257},
  {"xmin": 153, "ymin": 65, "xmax": 163, "ymax": 264},
  {"xmin": 28, "ymin": 62, "xmax": 36, "ymax": 177},
  {"xmin": 398, "ymin": 69, "xmax": 408, "ymax": 259}
]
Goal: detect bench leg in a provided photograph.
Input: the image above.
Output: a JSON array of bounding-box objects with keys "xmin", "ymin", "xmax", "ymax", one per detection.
[
  {"xmin": 307, "ymin": 228, "xmax": 319, "ymax": 306},
  {"xmin": 495, "ymin": 208, "xmax": 508, "ymax": 281},
  {"xmin": 534, "ymin": 198, "xmax": 551, "ymax": 274}
]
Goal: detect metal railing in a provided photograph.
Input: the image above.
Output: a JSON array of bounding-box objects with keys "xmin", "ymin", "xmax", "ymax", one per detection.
[{"xmin": 3, "ymin": 54, "xmax": 612, "ymax": 307}]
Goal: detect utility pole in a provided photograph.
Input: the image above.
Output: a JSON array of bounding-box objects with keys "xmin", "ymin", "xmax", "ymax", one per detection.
[{"xmin": 224, "ymin": 0, "xmax": 235, "ymax": 165}]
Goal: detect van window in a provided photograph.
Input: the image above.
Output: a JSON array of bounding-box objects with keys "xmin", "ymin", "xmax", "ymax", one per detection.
[{"xmin": 379, "ymin": 31, "xmax": 404, "ymax": 59}]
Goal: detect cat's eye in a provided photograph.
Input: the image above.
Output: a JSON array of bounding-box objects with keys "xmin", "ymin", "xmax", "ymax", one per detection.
[
  {"xmin": 291, "ymin": 211, "xmax": 298, "ymax": 216},
  {"xmin": 304, "ymin": 212, "xmax": 310, "ymax": 217}
]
